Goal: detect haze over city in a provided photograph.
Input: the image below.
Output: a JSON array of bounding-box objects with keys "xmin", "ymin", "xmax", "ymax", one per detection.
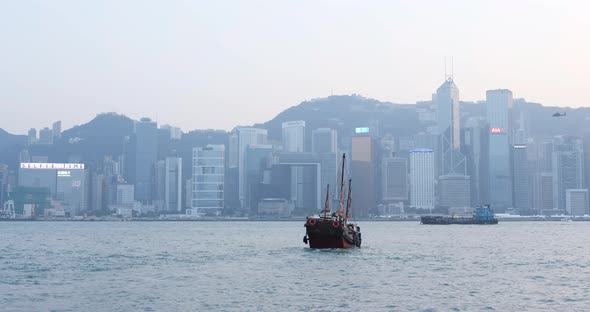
[{"xmin": 1, "ymin": 0, "xmax": 589, "ymax": 133}]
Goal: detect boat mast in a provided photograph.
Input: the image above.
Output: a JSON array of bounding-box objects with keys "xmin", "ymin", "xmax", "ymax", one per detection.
[
  {"xmin": 337, "ymin": 154, "xmax": 346, "ymax": 216},
  {"xmin": 323, "ymin": 184, "xmax": 330, "ymax": 214},
  {"xmin": 345, "ymin": 179, "xmax": 352, "ymax": 220}
]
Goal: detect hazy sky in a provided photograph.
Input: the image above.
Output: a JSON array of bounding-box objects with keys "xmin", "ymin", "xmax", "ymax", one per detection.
[{"xmin": 1, "ymin": 1, "xmax": 588, "ymax": 134}]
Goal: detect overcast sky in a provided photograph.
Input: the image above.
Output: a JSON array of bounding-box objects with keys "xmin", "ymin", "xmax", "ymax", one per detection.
[{"xmin": 1, "ymin": 0, "xmax": 588, "ymax": 134}]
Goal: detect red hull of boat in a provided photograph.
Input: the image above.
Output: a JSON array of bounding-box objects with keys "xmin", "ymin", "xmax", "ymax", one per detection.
[
  {"xmin": 304, "ymin": 219, "xmax": 360, "ymax": 249},
  {"xmin": 308, "ymin": 235, "xmax": 354, "ymax": 249}
]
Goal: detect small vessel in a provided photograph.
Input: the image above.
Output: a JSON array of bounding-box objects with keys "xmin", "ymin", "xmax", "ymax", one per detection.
[
  {"xmin": 303, "ymin": 154, "xmax": 361, "ymax": 248},
  {"xmin": 420, "ymin": 205, "xmax": 498, "ymax": 225}
]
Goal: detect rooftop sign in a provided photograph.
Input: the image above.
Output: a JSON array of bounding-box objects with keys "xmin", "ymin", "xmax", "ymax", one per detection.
[
  {"xmin": 355, "ymin": 127, "xmax": 369, "ymax": 134},
  {"xmin": 20, "ymin": 163, "xmax": 85, "ymax": 170}
]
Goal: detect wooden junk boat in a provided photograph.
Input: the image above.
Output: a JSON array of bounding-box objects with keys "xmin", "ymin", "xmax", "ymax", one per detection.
[{"xmin": 303, "ymin": 154, "xmax": 361, "ymax": 249}]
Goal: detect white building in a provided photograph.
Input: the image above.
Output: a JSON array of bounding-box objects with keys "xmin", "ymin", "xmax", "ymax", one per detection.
[
  {"xmin": 410, "ymin": 149, "xmax": 435, "ymax": 210},
  {"xmin": 192, "ymin": 145, "xmax": 225, "ymax": 216},
  {"xmin": 282, "ymin": 121, "xmax": 306, "ymax": 152},
  {"xmin": 566, "ymin": 189, "xmax": 589, "ymax": 216},
  {"xmin": 165, "ymin": 157, "xmax": 182, "ymax": 212}
]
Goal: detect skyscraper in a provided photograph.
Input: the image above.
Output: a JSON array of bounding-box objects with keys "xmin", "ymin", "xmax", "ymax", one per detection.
[
  {"xmin": 282, "ymin": 121, "xmax": 305, "ymax": 152},
  {"xmin": 134, "ymin": 118, "xmax": 158, "ymax": 203},
  {"xmin": 382, "ymin": 157, "xmax": 409, "ymax": 202},
  {"xmin": 27, "ymin": 128, "xmax": 37, "ymax": 145},
  {"xmin": 438, "ymin": 175, "xmax": 471, "ymax": 210},
  {"xmin": 351, "ymin": 129, "xmax": 376, "ymax": 217},
  {"xmin": 462, "ymin": 118, "xmax": 489, "ymax": 206},
  {"xmin": 552, "ymin": 136, "xmax": 584, "ymax": 209},
  {"xmin": 512, "ymin": 145, "xmax": 530, "ymax": 210},
  {"xmin": 486, "ymin": 89, "xmax": 514, "ymax": 209},
  {"xmin": 38, "ymin": 127, "xmax": 53, "ymax": 144},
  {"xmin": 192, "ymin": 145, "xmax": 225, "ymax": 216},
  {"xmin": 311, "ymin": 128, "xmax": 337, "ymax": 154},
  {"xmin": 52, "ymin": 121, "xmax": 62, "ymax": 141},
  {"xmin": 436, "ymin": 78, "xmax": 465, "ymax": 176},
  {"xmin": 165, "ymin": 157, "xmax": 182, "ymax": 212},
  {"xmin": 410, "ymin": 149, "xmax": 435, "ymax": 210},
  {"xmin": 229, "ymin": 127, "xmax": 268, "ymax": 210}
]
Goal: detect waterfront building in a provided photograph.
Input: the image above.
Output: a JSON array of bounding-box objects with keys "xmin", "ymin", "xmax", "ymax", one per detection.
[
  {"xmin": 165, "ymin": 157, "xmax": 182, "ymax": 212},
  {"xmin": 438, "ymin": 175, "xmax": 471, "ymax": 210},
  {"xmin": 18, "ymin": 163, "xmax": 88, "ymax": 216},
  {"xmin": 512, "ymin": 145, "xmax": 530, "ymax": 210},
  {"xmin": 192, "ymin": 145, "xmax": 225, "ymax": 216},
  {"xmin": 566, "ymin": 189, "xmax": 589, "ymax": 216},
  {"xmin": 552, "ymin": 136, "xmax": 584, "ymax": 209},
  {"xmin": 486, "ymin": 89, "xmax": 513, "ymax": 210},
  {"xmin": 410, "ymin": 149, "xmax": 435, "ymax": 210}
]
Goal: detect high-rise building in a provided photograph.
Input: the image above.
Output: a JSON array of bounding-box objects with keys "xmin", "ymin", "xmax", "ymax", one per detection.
[
  {"xmin": 0, "ymin": 164, "xmax": 8, "ymax": 206},
  {"xmin": 165, "ymin": 157, "xmax": 182, "ymax": 212},
  {"xmin": 583, "ymin": 132, "xmax": 590, "ymax": 189},
  {"xmin": 134, "ymin": 118, "xmax": 158, "ymax": 203},
  {"xmin": 19, "ymin": 163, "xmax": 87, "ymax": 216},
  {"xmin": 229, "ymin": 127, "xmax": 268, "ymax": 210},
  {"xmin": 192, "ymin": 145, "xmax": 225, "ymax": 216},
  {"xmin": 486, "ymin": 89, "xmax": 513, "ymax": 210},
  {"xmin": 27, "ymin": 128, "xmax": 37, "ymax": 145},
  {"xmin": 552, "ymin": 136, "xmax": 584, "ymax": 209},
  {"xmin": 311, "ymin": 128, "xmax": 338, "ymax": 200},
  {"xmin": 282, "ymin": 121, "xmax": 305, "ymax": 152},
  {"xmin": 462, "ymin": 118, "xmax": 489, "ymax": 206},
  {"xmin": 512, "ymin": 145, "xmax": 530, "ymax": 210},
  {"xmin": 38, "ymin": 127, "xmax": 53, "ymax": 144},
  {"xmin": 351, "ymin": 129, "xmax": 377, "ymax": 217},
  {"xmin": 276, "ymin": 153, "xmax": 325, "ymax": 215},
  {"xmin": 160, "ymin": 124, "xmax": 182, "ymax": 140},
  {"xmin": 534, "ymin": 173, "xmax": 554, "ymax": 211},
  {"xmin": 311, "ymin": 128, "xmax": 337, "ymax": 154},
  {"xmin": 382, "ymin": 157, "xmax": 408, "ymax": 202},
  {"xmin": 410, "ymin": 149, "xmax": 435, "ymax": 210},
  {"xmin": 438, "ymin": 175, "xmax": 471, "ymax": 210},
  {"xmin": 154, "ymin": 160, "xmax": 166, "ymax": 210},
  {"xmin": 436, "ymin": 78, "xmax": 465, "ymax": 176},
  {"xmin": 244, "ymin": 145, "xmax": 273, "ymax": 212},
  {"xmin": 566, "ymin": 189, "xmax": 589, "ymax": 216},
  {"xmin": 52, "ymin": 121, "xmax": 62, "ymax": 141},
  {"xmin": 90, "ymin": 173, "xmax": 105, "ymax": 211}
]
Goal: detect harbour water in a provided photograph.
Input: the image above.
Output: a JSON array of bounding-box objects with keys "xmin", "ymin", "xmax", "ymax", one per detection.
[{"xmin": 1, "ymin": 221, "xmax": 589, "ymax": 311}]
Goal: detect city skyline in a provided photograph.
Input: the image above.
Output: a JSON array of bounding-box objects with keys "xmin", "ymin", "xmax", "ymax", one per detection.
[{"xmin": 1, "ymin": 1, "xmax": 589, "ymax": 134}]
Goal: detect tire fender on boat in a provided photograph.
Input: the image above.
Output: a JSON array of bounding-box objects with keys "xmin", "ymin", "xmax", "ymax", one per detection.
[
  {"xmin": 308, "ymin": 218, "xmax": 316, "ymax": 225},
  {"xmin": 332, "ymin": 220, "xmax": 340, "ymax": 228}
]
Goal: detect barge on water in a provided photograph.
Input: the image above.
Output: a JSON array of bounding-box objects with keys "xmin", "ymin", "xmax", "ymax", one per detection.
[{"xmin": 421, "ymin": 205, "xmax": 498, "ymax": 225}]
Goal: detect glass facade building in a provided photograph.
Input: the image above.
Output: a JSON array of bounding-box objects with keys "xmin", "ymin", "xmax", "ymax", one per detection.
[{"xmin": 192, "ymin": 145, "xmax": 225, "ymax": 215}]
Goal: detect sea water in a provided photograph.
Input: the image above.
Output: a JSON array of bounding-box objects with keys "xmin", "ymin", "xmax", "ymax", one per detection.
[{"xmin": 1, "ymin": 221, "xmax": 589, "ymax": 311}]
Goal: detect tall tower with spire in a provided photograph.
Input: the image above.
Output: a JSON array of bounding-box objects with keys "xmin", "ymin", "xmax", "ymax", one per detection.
[{"xmin": 436, "ymin": 77, "xmax": 465, "ymax": 175}]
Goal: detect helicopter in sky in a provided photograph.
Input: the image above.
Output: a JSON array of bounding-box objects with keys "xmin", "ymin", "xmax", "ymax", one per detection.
[{"xmin": 552, "ymin": 112, "xmax": 566, "ymax": 117}]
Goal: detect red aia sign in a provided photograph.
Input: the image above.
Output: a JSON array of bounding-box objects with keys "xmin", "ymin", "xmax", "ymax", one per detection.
[{"xmin": 490, "ymin": 127, "xmax": 503, "ymax": 134}]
